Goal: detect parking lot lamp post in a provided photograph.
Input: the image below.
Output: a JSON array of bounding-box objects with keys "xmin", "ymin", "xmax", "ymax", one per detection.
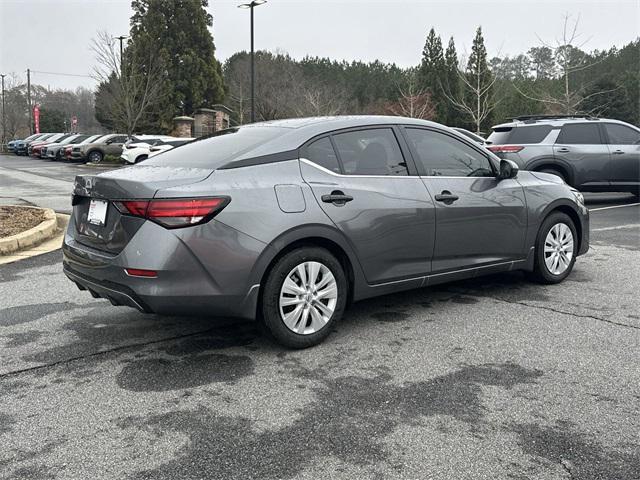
[
  {"xmin": 114, "ymin": 35, "xmax": 128, "ymax": 76},
  {"xmin": 1, "ymin": 74, "xmax": 5, "ymax": 149},
  {"xmin": 238, "ymin": 0, "xmax": 267, "ymax": 123}
]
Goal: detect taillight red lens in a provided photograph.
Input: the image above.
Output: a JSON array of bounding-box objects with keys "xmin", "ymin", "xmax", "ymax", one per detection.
[
  {"xmin": 125, "ymin": 268, "xmax": 157, "ymax": 278},
  {"xmin": 487, "ymin": 145, "xmax": 524, "ymax": 153},
  {"xmin": 115, "ymin": 197, "xmax": 229, "ymax": 228}
]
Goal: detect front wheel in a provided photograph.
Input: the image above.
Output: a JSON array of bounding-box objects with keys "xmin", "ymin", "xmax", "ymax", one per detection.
[
  {"xmin": 261, "ymin": 247, "xmax": 347, "ymax": 348},
  {"xmin": 88, "ymin": 150, "xmax": 103, "ymax": 163},
  {"xmin": 529, "ymin": 212, "xmax": 577, "ymax": 284}
]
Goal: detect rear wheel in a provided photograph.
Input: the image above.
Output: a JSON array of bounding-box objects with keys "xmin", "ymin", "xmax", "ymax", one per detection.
[
  {"xmin": 88, "ymin": 150, "xmax": 103, "ymax": 163},
  {"xmin": 261, "ymin": 247, "xmax": 347, "ymax": 348},
  {"xmin": 538, "ymin": 167, "xmax": 567, "ymax": 183},
  {"xmin": 529, "ymin": 212, "xmax": 577, "ymax": 284}
]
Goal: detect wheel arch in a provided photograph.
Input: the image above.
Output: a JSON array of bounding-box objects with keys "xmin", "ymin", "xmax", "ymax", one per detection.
[
  {"xmin": 528, "ymin": 158, "xmax": 575, "ymax": 186},
  {"xmin": 538, "ymin": 200, "xmax": 584, "ymax": 254}
]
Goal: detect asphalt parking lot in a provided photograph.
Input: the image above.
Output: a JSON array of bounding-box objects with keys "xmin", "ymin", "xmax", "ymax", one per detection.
[{"xmin": 1, "ymin": 155, "xmax": 639, "ymax": 479}]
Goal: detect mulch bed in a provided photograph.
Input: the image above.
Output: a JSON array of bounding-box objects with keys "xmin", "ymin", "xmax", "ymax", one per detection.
[{"xmin": 0, "ymin": 206, "xmax": 47, "ymax": 238}]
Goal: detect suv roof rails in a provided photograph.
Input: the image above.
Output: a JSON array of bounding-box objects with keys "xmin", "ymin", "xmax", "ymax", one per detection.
[{"xmin": 509, "ymin": 114, "xmax": 599, "ymax": 122}]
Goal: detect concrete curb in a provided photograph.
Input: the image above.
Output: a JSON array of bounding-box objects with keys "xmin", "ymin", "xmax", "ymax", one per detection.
[
  {"xmin": 0, "ymin": 206, "xmax": 58, "ymax": 255},
  {"xmin": 82, "ymin": 162, "xmax": 123, "ymax": 168}
]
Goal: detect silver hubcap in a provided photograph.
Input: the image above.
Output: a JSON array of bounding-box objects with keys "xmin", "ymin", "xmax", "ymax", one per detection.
[
  {"xmin": 279, "ymin": 261, "xmax": 338, "ymax": 335},
  {"xmin": 544, "ymin": 223, "xmax": 574, "ymax": 275}
]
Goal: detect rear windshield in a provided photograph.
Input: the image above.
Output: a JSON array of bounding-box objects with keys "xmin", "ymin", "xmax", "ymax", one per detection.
[
  {"xmin": 143, "ymin": 126, "xmax": 287, "ymax": 168},
  {"xmin": 488, "ymin": 125, "xmax": 553, "ymax": 144}
]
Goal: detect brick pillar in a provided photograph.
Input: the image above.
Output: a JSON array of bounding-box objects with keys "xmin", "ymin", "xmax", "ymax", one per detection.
[{"xmin": 172, "ymin": 116, "xmax": 194, "ymax": 138}]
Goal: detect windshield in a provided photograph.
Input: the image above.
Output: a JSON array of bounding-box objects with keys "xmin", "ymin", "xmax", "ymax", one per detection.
[{"xmin": 143, "ymin": 126, "xmax": 287, "ymax": 169}]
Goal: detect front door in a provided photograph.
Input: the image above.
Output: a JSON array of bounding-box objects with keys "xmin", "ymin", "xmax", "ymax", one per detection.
[
  {"xmin": 402, "ymin": 127, "xmax": 527, "ymax": 273},
  {"xmin": 299, "ymin": 128, "xmax": 436, "ymax": 284},
  {"xmin": 553, "ymin": 122, "xmax": 610, "ymax": 189},
  {"xmin": 602, "ymin": 122, "xmax": 640, "ymax": 192}
]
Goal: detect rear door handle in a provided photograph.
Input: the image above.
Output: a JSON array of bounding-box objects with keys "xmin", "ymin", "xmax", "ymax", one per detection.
[
  {"xmin": 434, "ymin": 191, "xmax": 459, "ymax": 204},
  {"xmin": 612, "ymin": 149, "xmax": 624, "ymax": 155},
  {"xmin": 321, "ymin": 191, "xmax": 353, "ymax": 205},
  {"xmin": 557, "ymin": 147, "xmax": 570, "ymax": 153}
]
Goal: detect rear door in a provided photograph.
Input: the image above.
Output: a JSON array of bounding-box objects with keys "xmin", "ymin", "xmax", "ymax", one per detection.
[
  {"xmin": 402, "ymin": 127, "xmax": 527, "ymax": 273},
  {"xmin": 602, "ymin": 123, "xmax": 640, "ymax": 191},
  {"xmin": 553, "ymin": 123, "xmax": 609, "ymax": 189},
  {"xmin": 104, "ymin": 135, "xmax": 128, "ymax": 156},
  {"xmin": 299, "ymin": 127, "xmax": 436, "ymax": 284}
]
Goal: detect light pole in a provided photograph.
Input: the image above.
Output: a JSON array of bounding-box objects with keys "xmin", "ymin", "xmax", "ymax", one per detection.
[
  {"xmin": 114, "ymin": 35, "xmax": 128, "ymax": 75},
  {"xmin": 238, "ymin": 0, "xmax": 267, "ymax": 123},
  {"xmin": 1, "ymin": 74, "xmax": 6, "ymax": 150}
]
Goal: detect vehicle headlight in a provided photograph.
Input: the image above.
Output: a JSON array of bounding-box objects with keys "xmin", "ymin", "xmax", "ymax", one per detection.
[{"xmin": 571, "ymin": 190, "xmax": 584, "ymax": 205}]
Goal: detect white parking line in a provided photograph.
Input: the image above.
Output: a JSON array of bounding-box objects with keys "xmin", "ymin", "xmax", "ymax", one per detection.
[
  {"xmin": 592, "ymin": 224, "xmax": 640, "ymax": 232},
  {"xmin": 589, "ymin": 203, "xmax": 640, "ymax": 212}
]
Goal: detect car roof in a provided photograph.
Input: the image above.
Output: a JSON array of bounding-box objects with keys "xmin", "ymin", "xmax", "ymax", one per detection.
[
  {"xmin": 492, "ymin": 116, "xmax": 638, "ymax": 130},
  {"xmin": 233, "ymin": 115, "xmax": 444, "ymax": 160}
]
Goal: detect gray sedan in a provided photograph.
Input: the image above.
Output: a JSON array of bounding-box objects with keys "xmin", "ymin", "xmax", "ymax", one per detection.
[{"xmin": 63, "ymin": 116, "xmax": 589, "ymax": 348}]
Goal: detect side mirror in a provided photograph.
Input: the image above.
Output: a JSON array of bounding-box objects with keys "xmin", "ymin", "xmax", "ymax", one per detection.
[{"xmin": 498, "ymin": 159, "xmax": 519, "ymax": 180}]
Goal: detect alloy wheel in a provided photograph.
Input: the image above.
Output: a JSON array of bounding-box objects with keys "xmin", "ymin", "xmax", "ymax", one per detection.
[
  {"xmin": 279, "ymin": 261, "xmax": 338, "ymax": 335},
  {"xmin": 544, "ymin": 223, "xmax": 574, "ymax": 275}
]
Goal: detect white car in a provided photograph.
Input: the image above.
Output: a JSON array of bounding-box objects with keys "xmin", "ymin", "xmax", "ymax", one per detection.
[
  {"xmin": 147, "ymin": 138, "xmax": 194, "ymax": 158},
  {"xmin": 120, "ymin": 137, "xmax": 176, "ymax": 164}
]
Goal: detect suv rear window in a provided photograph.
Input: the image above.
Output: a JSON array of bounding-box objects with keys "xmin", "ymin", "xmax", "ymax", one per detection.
[
  {"xmin": 556, "ymin": 123, "xmax": 602, "ymax": 144},
  {"xmin": 487, "ymin": 125, "xmax": 552, "ymax": 144},
  {"xmin": 143, "ymin": 126, "xmax": 287, "ymax": 168}
]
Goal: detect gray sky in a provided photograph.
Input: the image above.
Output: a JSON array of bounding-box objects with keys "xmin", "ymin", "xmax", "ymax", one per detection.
[{"xmin": 1, "ymin": 0, "xmax": 638, "ymax": 90}]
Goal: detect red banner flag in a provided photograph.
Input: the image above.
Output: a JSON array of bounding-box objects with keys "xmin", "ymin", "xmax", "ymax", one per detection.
[{"xmin": 34, "ymin": 104, "xmax": 40, "ymax": 134}]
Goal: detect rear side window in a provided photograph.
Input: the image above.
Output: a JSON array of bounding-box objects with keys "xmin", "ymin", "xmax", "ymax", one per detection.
[
  {"xmin": 556, "ymin": 123, "xmax": 602, "ymax": 144},
  {"xmin": 332, "ymin": 128, "xmax": 408, "ymax": 176},
  {"xmin": 508, "ymin": 125, "xmax": 553, "ymax": 143},
  {"xmin": 406, "ymin": 128, "xmax": 494, "ymax": 177},
  {"xmin": 304, "ymin": 137, "xmax": 341, "ymax": 173},
  {"xmin": 144, "ymin": 126, "xmax": 287, "ymax": 168},
  {"xmin": 487, "ymin": 127, "xmax": 512, "ymax": 145},
  {"xmin": 604, "ymin": 123, "xmax": 640, "ymax": 145}
]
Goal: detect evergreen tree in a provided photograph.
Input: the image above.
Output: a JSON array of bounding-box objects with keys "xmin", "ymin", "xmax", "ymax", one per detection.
[
  {"xmin": 128, "ymin": 0, "xmax": 225, "ymax": 130},
  {"xmin": 444, "ymin": 36, "xmax": 460, "ymax": 126},
  {"xmin": 463, "ymin": 26, "xmax": 495, "ymax": 133},
  {"xmin": 419, "ymin": 28, "xmax": 446, "ymax": 122}
]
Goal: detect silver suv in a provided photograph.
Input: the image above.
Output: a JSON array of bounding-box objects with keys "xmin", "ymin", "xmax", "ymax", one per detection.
[{"xmin": 487, "ymin": 115, "xmax": 640, "ymax": 196}]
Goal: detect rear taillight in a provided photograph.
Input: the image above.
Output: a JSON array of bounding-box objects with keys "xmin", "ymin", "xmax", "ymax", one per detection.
[
  {"xmin": 487, "ymin": 145, "xmax": 524, "ymax": 153},
  {"xmin": 114, "ymin": 197, "xmax": 230, "ymax": 228},
  {"xmin": 125, "ymin": 268, "xmax": 158, "ymax": 278}
]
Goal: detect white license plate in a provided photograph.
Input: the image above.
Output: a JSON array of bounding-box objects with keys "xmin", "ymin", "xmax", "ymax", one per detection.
[{"xmin": 87, "ymin": 199, "xmax": 108, "ymax": 226}]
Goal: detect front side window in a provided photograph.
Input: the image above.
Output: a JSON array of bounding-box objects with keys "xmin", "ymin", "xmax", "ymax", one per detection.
[
  {"xmin": 556, "ymin": 123, "xmax": 602, "ymax": 144},
  {"xmin": 304, "ymin": 137, "xmax": 341, "ymax": 173},
  {"xmin": 332, "ymin": 128, "xmax": 408, "ymax": 176},
  {"xmin": 406, "ymin": 128, "xmax": 494, "ymax": 177},
  {"xmin": 604, "ymin": 123, "xmax": 640, "ymax": 145}
]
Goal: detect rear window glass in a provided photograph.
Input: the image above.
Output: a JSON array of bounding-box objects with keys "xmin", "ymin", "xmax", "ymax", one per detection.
[
  {"xmin": 304, "ymin": 137, "xmax": 341, "ymax": 173},
  {"xmin": 143, "ymin": 126, "xmax": 287, "ymax": 168},
  {"xmin": 487, "ymin": 127, "xmax": 512, "ymax": 145},
  {"xmin": 556, "ymin": 123, "xmax": 602, "ymax": 144}
]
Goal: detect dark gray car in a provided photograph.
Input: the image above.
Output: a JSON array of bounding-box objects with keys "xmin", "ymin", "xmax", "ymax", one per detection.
[
  {"xmin": 63, "ymin": 116, "xmax": 589, "ymax": 348},
  {"xmin": 487, "ymin": 115, "xmax": 640, "ymax": 195}
]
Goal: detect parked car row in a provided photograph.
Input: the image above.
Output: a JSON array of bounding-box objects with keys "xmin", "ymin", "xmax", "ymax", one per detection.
[{"xmin": 6, "ymin": 132, "xmax": 193, "ymax": 163}]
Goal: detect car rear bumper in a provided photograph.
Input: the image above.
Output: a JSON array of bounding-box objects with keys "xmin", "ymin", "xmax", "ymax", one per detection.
[{"xmin": 62, "ymin": 215, "xmax": 265, "ymax": 320}]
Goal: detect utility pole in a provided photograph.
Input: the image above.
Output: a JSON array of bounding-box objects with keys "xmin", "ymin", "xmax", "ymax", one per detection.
[
  {"xmin": 27, "ymin": 68, "xmax": 32, "ymax": 134},
  {"xmin": 115, "ymin": 35, "xmax": 127, "ymax": 75},
  {"xmin": 1, "ymin": 74, "xmax": 6, "ymax": 150}
]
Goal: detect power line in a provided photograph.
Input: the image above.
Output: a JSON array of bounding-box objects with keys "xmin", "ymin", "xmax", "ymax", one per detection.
[{"xmin": 30, "ymin": 70, "xmax": 94, "ymax": 79}]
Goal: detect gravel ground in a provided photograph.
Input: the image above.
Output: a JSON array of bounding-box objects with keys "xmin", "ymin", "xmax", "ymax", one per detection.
[{"xmin": 0, "ymin": 206, "xmax": 46, "ymax": 238}]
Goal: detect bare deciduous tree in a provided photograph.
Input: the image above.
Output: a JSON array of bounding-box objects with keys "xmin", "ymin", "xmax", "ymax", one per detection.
[
  {"xmin": 91, "ymin": 31, "xmax": 164, "ymax": 136},
  {"xmin": 514, "ymin": 14, "xmax": 617, "ymax": 114},
  {"xmin": 384, "ymin": 74, "xmax": 436, "ymax": 120}
]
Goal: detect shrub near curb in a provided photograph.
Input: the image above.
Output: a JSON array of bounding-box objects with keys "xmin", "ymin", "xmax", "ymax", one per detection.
[{"xmin": 0, "ymin": 207, "xmax": 58, "ymax": 255}]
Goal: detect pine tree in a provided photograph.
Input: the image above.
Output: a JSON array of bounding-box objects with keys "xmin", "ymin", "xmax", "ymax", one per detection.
[
  {"xmin": 419, "ymin": 28, "xmax": 446, "ymax": 122},
  {"xmin": 464, "ymin": 26, "xmax": 495, "ymax": 133},
  {"xmin": 444, "ymin": 36, "xmax": 460, "ymax": 126},
  {"xmin": 128, "ymin": 0, "xmax": 225, "ymax": 130}
]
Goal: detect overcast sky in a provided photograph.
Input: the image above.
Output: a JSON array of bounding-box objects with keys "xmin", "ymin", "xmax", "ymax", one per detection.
[{"xmin": 1, "ymin": 0, "xmax": 638, "ymax": 90}]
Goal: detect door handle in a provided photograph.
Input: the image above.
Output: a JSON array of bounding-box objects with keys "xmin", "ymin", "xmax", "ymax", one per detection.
[
  {"xmin": 612, "ymin": 149, "xmax": 624, "ymax": 155},
  {"xmin": 321, "ymin": 190, "xmax": 353, "ymax": 205},
  {"xmin": 434, "ymin": 191, "xmax": 459, "ymax": 204},
  {"xmin": 557, "ymin": 147, "xmax": 570, "ymax": 153}
]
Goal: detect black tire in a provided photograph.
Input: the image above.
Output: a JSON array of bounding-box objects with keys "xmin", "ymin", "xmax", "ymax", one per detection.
[
  {"xmin": 529, "ymin": 212, "xmax": 577, "ymax": 284},
  {"xmin": 134, "ymin": 154, "xmax": 148, "ymax": 164},
  {"xmin": 88, "ymin": 150, "xmax": 103, "ymax": 163},
  {"xmin": 261, "ymin": 247, "xmax": 347, "ymax": 349},
  {"xmin": 538, "ymin": 168, "xmax": 567, "ymax": 183}
]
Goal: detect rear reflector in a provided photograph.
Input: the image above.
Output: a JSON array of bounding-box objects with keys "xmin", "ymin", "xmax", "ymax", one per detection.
[
  {"xmin": 125, "ymin": 268, "xmax": 158, "ymax": 278},
  {"xmin": 487, "ymin": 145, "xmax": 524, "ymax": 153},
  {"xmin": 114, "ymin": 197, "xmax": 230, "ymax": 229}
]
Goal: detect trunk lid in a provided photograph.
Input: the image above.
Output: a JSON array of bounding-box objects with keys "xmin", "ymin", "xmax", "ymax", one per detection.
[{"xmin": 72, "ymin": 166, "xmax": 213, "ymax": 253}]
